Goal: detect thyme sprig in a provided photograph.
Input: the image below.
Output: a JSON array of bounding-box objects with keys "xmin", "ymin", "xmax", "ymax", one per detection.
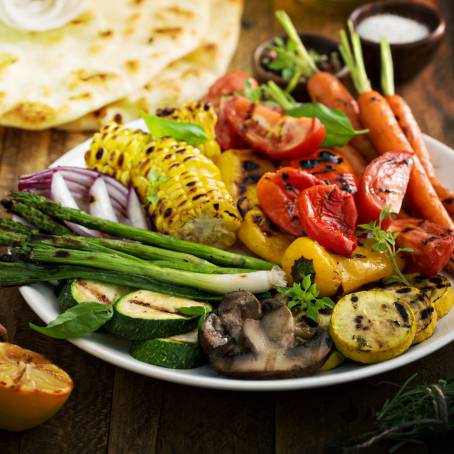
[{"xmin": 357, "ymin": 207, "xmax": 413, "ymax": 286}]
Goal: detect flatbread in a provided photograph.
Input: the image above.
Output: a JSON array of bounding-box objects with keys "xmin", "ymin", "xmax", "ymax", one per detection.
[
  {"xmin": 60, "ymin": 0, "xmax": 243, "ymax": 131},
  {"xmin": 0, "ymin": 0, "xmax": 210, "ymax": 129}
]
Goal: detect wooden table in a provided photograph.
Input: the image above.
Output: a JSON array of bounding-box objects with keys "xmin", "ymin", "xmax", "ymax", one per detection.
[{"xmin": 1, "ymin": 1, "xmax": 453, "ymax": 452}]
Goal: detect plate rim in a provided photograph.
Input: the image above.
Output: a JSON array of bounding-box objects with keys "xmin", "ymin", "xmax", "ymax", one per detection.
[{"xmin": 18, "ymin": 126, "xmax": 454, "ymax": 391}]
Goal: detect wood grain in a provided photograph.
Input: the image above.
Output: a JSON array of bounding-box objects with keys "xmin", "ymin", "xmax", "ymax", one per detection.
[{"xmin": 0, "ymin": 1, "xmax": 453, "ymax": 453}]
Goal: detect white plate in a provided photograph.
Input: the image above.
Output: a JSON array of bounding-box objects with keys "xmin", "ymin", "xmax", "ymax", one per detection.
[{"xmin": 19, "ymin": 120, "xmax": 454, "ymax": 391}]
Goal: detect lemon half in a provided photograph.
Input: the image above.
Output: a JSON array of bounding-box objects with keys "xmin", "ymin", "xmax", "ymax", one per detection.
[{"xmin": 0, "ymin": 342, "xmax": 73, "ymax": 431}]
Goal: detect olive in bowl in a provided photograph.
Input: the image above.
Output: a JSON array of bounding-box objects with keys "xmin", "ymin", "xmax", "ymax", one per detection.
[{"xmin": 252, "ymin": 33, "xmax": 349, "ymax": 100}]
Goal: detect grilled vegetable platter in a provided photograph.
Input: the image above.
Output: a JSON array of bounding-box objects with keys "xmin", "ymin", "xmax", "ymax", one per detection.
[{"xmin": 3, "ymin": 13, "xmax": 454, "ymax": 385}]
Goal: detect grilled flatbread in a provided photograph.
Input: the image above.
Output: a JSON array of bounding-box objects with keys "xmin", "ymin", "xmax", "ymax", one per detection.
[
  {"xmin": 59, "ymin": 0, "xmax": 243, "ymax": 131},
  {"xmin": 0, "ymin": 0, "xmax": 210, "ymax": 129}
]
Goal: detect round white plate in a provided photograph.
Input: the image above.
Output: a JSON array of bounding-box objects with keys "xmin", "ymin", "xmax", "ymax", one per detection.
[{"xmin": 19, "ymin": 120, "xmax": 454, "ymax": 391}]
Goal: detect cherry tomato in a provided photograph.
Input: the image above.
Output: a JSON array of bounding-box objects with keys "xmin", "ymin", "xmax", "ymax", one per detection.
[
  {"xmin": 357, "ymin": 151, "xmax": 413, "ymax": 225},
  {"xmin": 257, "ymin": 167, "xmax": 322, "ymax": 236},
  {"xmin": 209, "ymin": 96, "xmax": 248, "ymax": 150},
  {"xmin": 298, "ymin": 184, "xmax": 358, "ymax": 256},
  {"xmin": 225, "ymin": 96, "xmax": 326, "ymax": 160},
  {"xmin": 289, "ymin": 148, "xmax": 358, "ymax": 194},
  {"xmin": 205, "ymin": 72, "xmax": 258, "ymax": 100},
  {"xmin": 389, "ymin": 218, "xmax": 454, "ymax": 276}
]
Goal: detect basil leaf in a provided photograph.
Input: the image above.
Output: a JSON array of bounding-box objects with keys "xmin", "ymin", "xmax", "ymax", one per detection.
[
  {"xmin": 141, "ymin": 113, "xmax": 207, "ymax": 146},
  {"xmin": 286, "ymin": 103, "xmax": 368, "ymax": 147},
  {"xmin": 30, "ymin": 303, "xmax": 114, "ymax": 339}
]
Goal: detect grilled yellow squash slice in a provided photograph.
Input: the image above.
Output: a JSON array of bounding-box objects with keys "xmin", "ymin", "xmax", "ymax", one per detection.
[
  {"xmin": 384, "ymin": 286, "xmax": 437, "ymax": 345},
  {"xmin": 330, "ymin": 290, "xmax": 416, "ymax": 364},
  {"xmin": 406, "ymin": 274, "xmax": 454, "ymax": 319}
]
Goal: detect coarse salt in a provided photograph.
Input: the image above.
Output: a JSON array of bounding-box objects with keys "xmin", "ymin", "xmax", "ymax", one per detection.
[{"xmin": 357, "ymin": 14, "xmax": 430, "ymax": 44}]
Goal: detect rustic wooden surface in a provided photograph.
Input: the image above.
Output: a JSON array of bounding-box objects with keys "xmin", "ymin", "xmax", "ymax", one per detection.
[{"xmin": 1, "ymin": 1, "xmax": 453, "ymax": 453}]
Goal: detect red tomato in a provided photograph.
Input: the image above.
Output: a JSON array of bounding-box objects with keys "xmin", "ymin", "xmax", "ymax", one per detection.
[
  {"xmin": 225, "ymin": 96, "xmax": 326, "ymax": 160},
  {"xmin": 298, "ymin": 184, "xmax": 358, "ymax": 256},
  {"xmin": 389, "ymin": 218, "xmax": 454, "ymax": 276},
  {"xmin": 357, "ymin": 151, "xmax": 413, "ymax": 225},
  {"xmin": 210, "ymin": 96, "xmax": 248, "ymax": 150},
  {"xmin": 257, "ymin": 167, "xmax": 323, "ymax": 236},
  {"xmin": 289, "ymin": 148, "xmax": 358, "ymax": 194},
  {"xmin": 205, "ymin": 72, "xmax": 258, "ymax": 100}
]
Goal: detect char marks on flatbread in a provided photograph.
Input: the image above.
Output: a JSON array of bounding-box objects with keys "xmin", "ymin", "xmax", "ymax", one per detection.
[
  {"xmin": 59, "ymin": 0, "xmax": 244, "ymax": 131},
  {"xmin": 0, "ymin": 0, "xmax": 210, "ymax": 129}
]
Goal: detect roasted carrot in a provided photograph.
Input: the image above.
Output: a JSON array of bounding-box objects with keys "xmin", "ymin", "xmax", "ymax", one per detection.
[
  {"xmin": 307, "ymin": 72, "xmax": 376, "ymax": 161},
  {"xmin": 340, "ymin": 24, "xmax": 454, "ymax": 230},
  {"xmin": 275, "ymin": 10, "xmax": 376, "ymax": 162},
  {"xmin": 380, "ymin": 39, "xmax": 454, "ymax": 218}
]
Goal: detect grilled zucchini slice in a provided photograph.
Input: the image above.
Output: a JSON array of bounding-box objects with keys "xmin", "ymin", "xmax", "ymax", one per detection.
[
  {"xmin": 58, "ymin": 279, "xmax": 130, "ymax": 312},
  {"xmin": 407, "ymin": 274, "xmax": 454, "ymax": 319},
  {"xmin": 105, "ymin": 290, "xmax": 210, "ymax": 341},
  {"xmin": 330, "ymin": 290, "xmax": 416, "ymax": 364},
  {"xmin": 130, "ymin": 330, "xmax": 204, "ymax": 369},
  {"xmin": 384, "ymin": 285, "xmax": 437, "ymax": 344}
]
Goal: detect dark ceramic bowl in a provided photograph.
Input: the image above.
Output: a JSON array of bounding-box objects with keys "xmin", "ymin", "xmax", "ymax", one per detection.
[
  {"xmin": 252, "ymin": 33, "xmax": 349, "ymax": 101},
  {"xmin": 349, "ymin": 0, "xmax": 446, "ymax": 83}
]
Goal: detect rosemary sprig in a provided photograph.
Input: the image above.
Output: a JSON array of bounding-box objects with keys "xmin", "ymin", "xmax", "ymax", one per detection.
[
  {"xmin": 352, "ymin": 374, "xmax": 454, "ymax": 451},
  {"xmin": 357, "ymin": 207, "xmax": 413, "ymax": 286},
  {"xmin": 278, "ymin": 275, "xmax": 334, "ymax": 324}
]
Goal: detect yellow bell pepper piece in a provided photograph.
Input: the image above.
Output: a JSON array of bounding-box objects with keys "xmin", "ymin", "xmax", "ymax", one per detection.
[
  {"xmin": 218, "ymin": 149, "xmax": 275, "ymax": 204},
  {"xmin": 335, "ymin": 246, "xmax": 404, "ymax": 294},
  {"xmin": 281, "ymin": 237, "xmax": 404, "ymax": 296},
  {"xmin": 238, "ymin": 207, "xmax": 291, "ymax": 265},
  {"xmin": 281, "ymin": 237, "xmax": 341, "ymax": 296}
]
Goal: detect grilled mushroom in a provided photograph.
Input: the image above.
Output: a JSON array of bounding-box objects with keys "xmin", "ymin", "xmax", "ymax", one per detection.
[{"xmin": 199, "ymin": 291, "xmax": 332, "ymax": 379}]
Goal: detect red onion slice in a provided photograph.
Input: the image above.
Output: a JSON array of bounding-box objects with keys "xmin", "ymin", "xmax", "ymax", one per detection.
[
  {"xmin": 127, "ymin": 187, "xmax": 149, "ymax": 229},
  {"xmin": 89, "ymin": 177, "xmax": 118, "ymax": 223},
  {"xmin": 50, "ymin": 172, "xmax": 100, "ymax": 237}
]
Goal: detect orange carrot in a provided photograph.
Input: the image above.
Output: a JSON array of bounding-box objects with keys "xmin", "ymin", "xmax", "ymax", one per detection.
[
  {"xmin": 274, "ymin": 12, "xmax": 376, "ymax": 162},
  {"xmin": 307, "ymin": 72, "xmax": 376, "ymax": 162},
  {"xmin": 386, "ymin": 94, "xmax": 454, "ymax": 217},
  {"xmin": 340, "ymin": 26, "xmax": 454, "ymax": 230},
  {"xmin": 358, "ymin": 91, "xmax": 454, "ymax": 230}
]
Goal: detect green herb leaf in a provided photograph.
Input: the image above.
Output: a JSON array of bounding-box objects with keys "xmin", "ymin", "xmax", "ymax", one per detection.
[
  {"xmin": 145, "ymin": 169, "xmax": 168, "ymax": 206},
  {"xmin": 357, "ymin": 207, "xmax": 413, "ymax": 286},
  {"xmin": 30, "ymin": 303, "xmax": 113, "ymax": 339},
  {"xmin": 287, "ymin": 103, "xmax": 368, "ymax": 147},
  {"xmin": 278, "ymin": 278, "xmax": 334, "ymax": 324},
  {"xmin": 141, "ymin": 113, "xmax": 207, "ymax": 146}
]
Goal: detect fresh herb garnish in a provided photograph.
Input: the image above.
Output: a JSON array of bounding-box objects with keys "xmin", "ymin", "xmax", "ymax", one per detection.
[
  {"xmin": 30, "ymin": 302, "xmax": 114, "ymax": 339},
  {"xmin": 177, "ymin": 304, "xmax": 212, "ymax": 330},
  {"xmin": 141, "ymin": 112, "xmax": 207, "ymax": 146},
  {"xmin": 351, "ymin": 374, "xmax": 454, "ymax": 451},
  {"xmin": 145, "ymin": 169, "xmax": 168, "ymax": 206},
  {"xmin": 357, "ymin": 207, "xmax": 414, "ymax": 286},
  {"xmin": 278, "ymin": 275, "xmax": 334, "ymax": 324},
  {"xmin": 287, "ymin": 103, "xmax": 369, "ymax": 147}
]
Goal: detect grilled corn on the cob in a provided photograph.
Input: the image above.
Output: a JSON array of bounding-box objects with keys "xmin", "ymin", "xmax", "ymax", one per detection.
[
  {"xmin": 85, "ymin": 123, "xmax": 240, "ymax": 248},
  {"xmin": 156, "ymin": 102, "xmax": 221, "ymax": 161},
  {"xmin": 86, "ymin": 122, "xmax": 150, "ymax": 186}
]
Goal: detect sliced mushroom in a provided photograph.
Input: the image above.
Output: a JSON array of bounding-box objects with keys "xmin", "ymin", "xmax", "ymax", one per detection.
[{"xmin": 199, "ymin": 291, "xmax": 332, "ymax": 379}]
